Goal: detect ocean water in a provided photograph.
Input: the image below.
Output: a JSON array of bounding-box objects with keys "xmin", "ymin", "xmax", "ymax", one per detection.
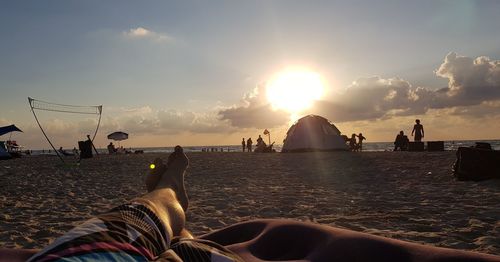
[
  {"xmin": 110, "ymin": 140, "xmax": 500, "ymax": 153},
  {"xmin": 29, "ymin": 140, "xmax": 500, "ymax": 155},
  {"xmin": 138, "ymin": 140, "xmax": 500, "ymax": 153}
]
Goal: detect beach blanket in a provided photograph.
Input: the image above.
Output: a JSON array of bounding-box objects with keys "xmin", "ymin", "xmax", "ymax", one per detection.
[{"xmin": 2, "ymin": 219, "xmax": 499, "ymax": 261}]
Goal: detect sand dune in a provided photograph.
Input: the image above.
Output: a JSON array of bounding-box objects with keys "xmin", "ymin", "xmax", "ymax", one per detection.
[{"xmin": 0, "ymin": 151, "xmax": 498, "ymax": 255}]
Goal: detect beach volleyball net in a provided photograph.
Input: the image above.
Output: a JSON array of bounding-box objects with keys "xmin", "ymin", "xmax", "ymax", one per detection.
[{"xmin": 28, "ymin": 97, "xmax": 103, "ymax": 163}]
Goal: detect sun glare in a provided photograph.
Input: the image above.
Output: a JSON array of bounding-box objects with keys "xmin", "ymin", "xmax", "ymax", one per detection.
[{"xmin": 266, "ymin": 70, "xmax": 324, "ymax": 113}]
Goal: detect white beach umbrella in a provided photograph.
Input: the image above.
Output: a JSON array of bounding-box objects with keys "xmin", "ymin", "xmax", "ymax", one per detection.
[{"xmin": 107, "ymin": 131, "xmax": 128, "ymax": 141}]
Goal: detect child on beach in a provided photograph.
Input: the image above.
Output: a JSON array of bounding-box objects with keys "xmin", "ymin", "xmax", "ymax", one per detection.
[
  {"xmin": 349, "ymin": 134, "xmax": 357, "ymax": 151},
  {"xmin": 357, "ymin": 133, "xmax": 366, "ymax": 151},
  {"xmin": 246, "ymin": 137, "xmax": 253, "ymax": 152},
  {"xmin": 411, "ymin": 119, "xmax": 424, "ymax": 142}
]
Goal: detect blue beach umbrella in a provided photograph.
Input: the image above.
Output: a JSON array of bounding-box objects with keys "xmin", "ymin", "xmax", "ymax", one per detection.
[{"xmin": 0, "ymin": 125, "xmax": 23, "ymax": 136}]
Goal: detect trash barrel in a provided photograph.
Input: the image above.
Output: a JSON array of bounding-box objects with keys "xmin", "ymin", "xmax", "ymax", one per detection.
[{"xmin": 78, "ymin": 140, "xmax": 93, "ymax": 159}]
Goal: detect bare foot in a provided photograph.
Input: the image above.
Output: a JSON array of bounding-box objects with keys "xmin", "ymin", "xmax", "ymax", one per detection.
[
  {"xmin": 145, "ymin": 146, "xmax": 189, "ymax": 211},
  {"xmin": 145, "ymin": 157, "xmax": 166, "ymax": 192}
]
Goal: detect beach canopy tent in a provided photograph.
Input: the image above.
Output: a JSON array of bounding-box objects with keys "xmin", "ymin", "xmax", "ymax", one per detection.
[
  {"xmin": 0, "ymin": 124, "xmax": 22, "ymax": 136},
  {"xmin": 107, "ymin": 131, "xmax": 128, "ymax": 141},
  {"xmin": 282, "ymin": 115, "xmax": 348, "ymax": 152}
]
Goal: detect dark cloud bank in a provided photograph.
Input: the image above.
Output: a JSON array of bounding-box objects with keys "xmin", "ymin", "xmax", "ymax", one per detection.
[{"xmin": 219, "ymin": 53, "xmax": 500, "ymax": 128}]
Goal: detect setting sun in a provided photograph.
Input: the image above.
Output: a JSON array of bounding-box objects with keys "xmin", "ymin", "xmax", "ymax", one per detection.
[{"xmin": 266, "ymin": 70, "xmax": 324, "ymax": 113}]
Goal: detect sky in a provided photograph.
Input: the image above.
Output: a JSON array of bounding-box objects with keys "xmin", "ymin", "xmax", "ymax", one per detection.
[{"xmin": 1, "ymin": 0, "xmax": 499, "ymax": 149}]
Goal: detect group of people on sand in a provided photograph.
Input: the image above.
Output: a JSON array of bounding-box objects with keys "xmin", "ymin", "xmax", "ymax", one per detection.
[
  {"xmin": 393, "ymin": 119, "xmax": 425, "ymax": 151},
  {"xmin": 345, "ymin": 119, "xmax": 424, "ymax": 152},
  {"xmin": 242, "ymin": 135, "xmax": 272, "ymax": 152},
  {"xmin": 58, "ymin": 146, "xmax": 79, "ymax": 157},
  {"xmin": 242, "ymin": 137, "xmax": 253, "ymax": 152},
  {"xmin": 107, "ymin": 142, "xmax": 130, "ymax": 154},
  {"xmin": 346, "ymin": 133, "xmax": 366, "ymax": 151}
]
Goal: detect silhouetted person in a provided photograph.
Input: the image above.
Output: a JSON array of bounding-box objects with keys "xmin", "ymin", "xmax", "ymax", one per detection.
[
  {"xmin": 349, "ymin": 134, "xmax": 357, "ymax": 151},
  {"xmin": 394, "ymin": 131, "xmax": 410, "ymax": 151},
  {"xmin": 411, "ymin": 119, "xmax": 424, "ymax": 142},
  {"xmin": 117, "ymin": 146, "xmax": 125, "ymax": 154},
  {"xmin": 256, "ymin": 135, "xmax": 263, "ymax": 146},
  {"xmin": 255, "ymin": 139, "xmax": 267, "ymax": 153},
  {"xmin": 246, "ymin": 138, "xmax": 253, "ymax": 152},
  {"xmin": 107, "ymin": 142, "xmax": 116, "ymax": 154},
  {"xmin": 357, "ymin": 133, "xmax": 366, "ymax": 151},
  {"xmin": 242, "ymin": 138, "xmax": 246, "ymax": 152}
]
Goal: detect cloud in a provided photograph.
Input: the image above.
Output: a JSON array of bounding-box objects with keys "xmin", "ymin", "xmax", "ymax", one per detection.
[
  {"xmin": 104, "ymin": 107, "xmax": 234, "ymax": 136},
  {"xmin": 435, "ymin": 52, "xmax": 500, "ymax": 102},
  {"xmin": 307, "ymin": 53, "xmax": 500, "ymax": 122},
  {"xmin": 219, "ymin": 53, "xmax": 500, "ymax": 127},
  {"xmin": 218, "ymin": 84, "xmax": 290, "ymax": 128},
  {"xmin": 123, "ymin": 27, "xmax": 172, "ymax": 42}
]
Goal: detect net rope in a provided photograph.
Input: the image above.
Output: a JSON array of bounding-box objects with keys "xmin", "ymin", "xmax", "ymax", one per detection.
[
  {"xmin": 28, "ymin": 97, "xmax": 103, "ymax": 164},
  {"xmin": 29, "ymin": 98, "xmax": 102, "ymax": 114}
]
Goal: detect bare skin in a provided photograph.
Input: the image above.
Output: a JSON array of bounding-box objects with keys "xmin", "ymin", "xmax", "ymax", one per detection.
[{"xmin": 137, "ymin": 146, "xmax": 193, "ymax": 241}]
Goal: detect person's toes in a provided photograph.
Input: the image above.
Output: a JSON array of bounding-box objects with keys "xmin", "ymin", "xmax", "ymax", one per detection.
[
  {"xmin": 145, "ymin": 158, "xmax": 166, "ymax": 192},
  {"xmin": 167, "ymin": 146, "xmax": 189, "ymax": 170}
]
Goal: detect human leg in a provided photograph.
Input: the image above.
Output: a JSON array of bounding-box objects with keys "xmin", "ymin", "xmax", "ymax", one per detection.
[
  {"xmin": 29, "ymin": 148, "xmax": 192, "ymax": 261},
  {"xmin": 138, "ymin": 149, "xmax": 191, "ymax": 238}
]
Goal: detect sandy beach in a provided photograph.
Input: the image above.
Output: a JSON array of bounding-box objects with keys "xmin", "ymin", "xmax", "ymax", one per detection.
[{"xmin": 0, "ymin": 151, "xmax": 499, "ymax": 255}]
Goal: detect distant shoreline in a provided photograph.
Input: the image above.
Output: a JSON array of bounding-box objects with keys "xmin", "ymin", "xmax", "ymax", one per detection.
[{"xmin": 26, "ymin": 139, "xmax": 500, "ymax": 153}]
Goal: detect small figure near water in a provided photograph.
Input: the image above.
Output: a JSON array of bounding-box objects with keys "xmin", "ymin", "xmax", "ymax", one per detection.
[
  {"xmin": 241, "ymin": 138, "xmax": 246, "ymax": 152},
  {"xmin": 255, "ymin": 137, "xmax": 267, "ymax": 152},
  {"xmin": 357, "ymin": 133, "xmax": 366, "ymax": 151},
  {"xmin": 411, "ymin": 119, "xmax": 424, "ymax": 142},
  {"xmin": 349, "ymin": 134, "xmax": 357, "ymax": 151},
  {"xmin": 107, "ymin": 142, "xmax": 116, "ymax": 154},
  {"xmin": 246, "ymin": 138, "xmax": 253, "ymax": 152},
  {"xmin": 256, "ymin": 135, "xmax": 264, "ymax": 146},
  {"xmin": 394, "ymin": 131, "xmax": 410, "ymax": 151}
]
